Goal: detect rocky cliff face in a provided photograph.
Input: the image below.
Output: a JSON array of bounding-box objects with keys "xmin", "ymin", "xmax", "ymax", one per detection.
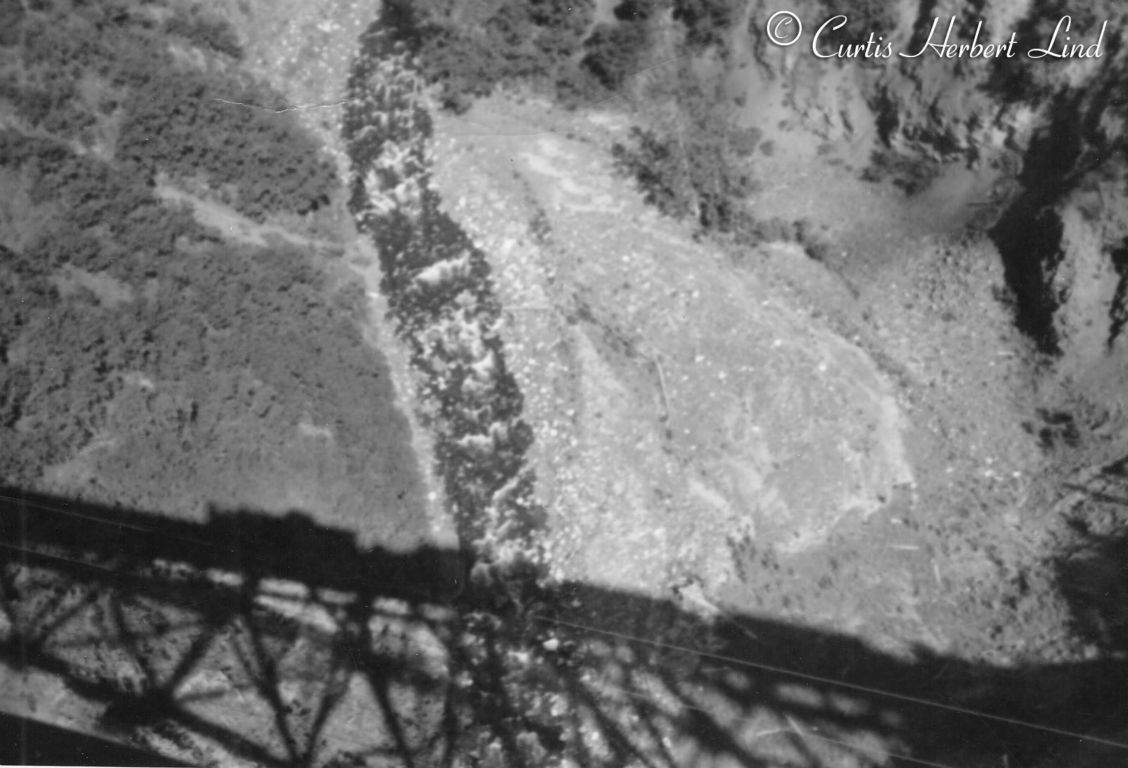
[{"xmin": 732, "ymin": 0, "xmax": 1128, "ymax": 411}]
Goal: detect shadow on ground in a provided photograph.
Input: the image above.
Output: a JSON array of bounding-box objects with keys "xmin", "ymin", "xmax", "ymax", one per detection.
[{"xmin": 0, "ymin": 487, "xmax": 1125, "ymax": 767}]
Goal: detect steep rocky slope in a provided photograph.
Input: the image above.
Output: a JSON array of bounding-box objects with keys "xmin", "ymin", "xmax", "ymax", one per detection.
[
  {"xmin": 730, "ymin": 0, "xmax": 1128, "ymax": 413},
  {"xmin": 431, "ymin": 104, "xmax": 915, "ymax": 591}
]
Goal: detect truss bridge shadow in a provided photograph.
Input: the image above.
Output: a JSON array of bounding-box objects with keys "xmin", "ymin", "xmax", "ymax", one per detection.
[{"xmin": 1, "ymin": 487, "xmax": 1126, "ymax": 767}]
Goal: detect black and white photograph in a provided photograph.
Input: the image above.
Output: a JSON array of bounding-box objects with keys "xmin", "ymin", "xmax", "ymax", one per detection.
[{"xmin": 1, "ymin": 1, "xmax": 1127, "ymax": 766}]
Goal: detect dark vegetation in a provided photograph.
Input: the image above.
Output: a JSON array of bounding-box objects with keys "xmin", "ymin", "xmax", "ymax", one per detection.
[
  {"xmin": 10, "ymin": 2, "xmax": 334, "ymax": 220},
  {"xmin": 671, "ymin": 0, "xmax": 737, "ymax": 49},
  {"xmin": 118, "ymin": 70, "xmax": 336, "ymax": 221},
  {"xmin": 0, "ymin": 1, "xmax": 403, "ymax": 519},
  {"xmin": 608, "ymin": 110, "xmax": 836, "ymax": 249},
  {"xmin": 579, "ymin": 20, "xmax": 649, "ymax": 91},
  {"xmin": 611, "ymin": 124, "xmax": 755, "ymax": 233},
  {"xmin": 862, "ymin": 147, "xmax": 943, "ymax": 195},
  {"xmin": 405, "ymin": 0, "xmax": 748, "ymax": 107},
  {"xmin": 400, "ymin": 0, "xmax": 775, "ymax": 239},
  {"xmin": 407, "ymin": 0, "xmax": 595, "ymax": 112}
]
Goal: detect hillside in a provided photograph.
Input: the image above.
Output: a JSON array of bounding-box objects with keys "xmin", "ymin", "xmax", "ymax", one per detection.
[{"xmin": 2, "ymin": 1, "xmax": 1128, "ymax": 767}]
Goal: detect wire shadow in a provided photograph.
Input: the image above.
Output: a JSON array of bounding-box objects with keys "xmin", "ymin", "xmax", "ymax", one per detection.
[{"xmin": 0, "ymin": 486, "xmax": 1126, "ymax": 767}]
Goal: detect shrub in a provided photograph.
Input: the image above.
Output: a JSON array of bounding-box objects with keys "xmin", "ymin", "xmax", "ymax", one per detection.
[
  {"xmin": 417, "ymin": 21, "xmax": 504, "ymax": 112},
  {"xmin": 581, "ymin": 22, "xmax": 649, "ymax": 91},
  {"xmin": 0, "ymin": 4, "xmax": 381, "ymax": 492},
  {"xmin": 612, "ymin": 127, "xmax": 694, "ymax": 219},
  {"xmin": 612, "ymin": 123, "xmax": 755, "ymax": 232},
  {"xmin": 672, "ymin": 0, "xmax": 739, "ymax": 49},
  {"xmin": 407, "ymin": 0, "xmax": 595, "ymax": 112},
  {"xmin": 118, "ymin": 69, "xmax": 337, "ymax": 221}
]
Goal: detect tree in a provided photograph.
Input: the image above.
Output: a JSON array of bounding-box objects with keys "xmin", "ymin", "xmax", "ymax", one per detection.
[
  {"xmin": 672, "ymin": 0, "xmax": 738, "ymax": 49},
  {"xmin": 581, "ymin": 21, "xmax": 649, "ymax": 91}
]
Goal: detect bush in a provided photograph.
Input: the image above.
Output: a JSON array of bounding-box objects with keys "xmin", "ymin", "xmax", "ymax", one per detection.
[
  {"xmin": 672, "ymin": 0, "xmax": 739, "ymax": 49},
  {"xmin": 8, "ymin": 1, "xmax": 335, "ymax": 223},
  {"xmin": 612, "ymin": 123, "xmax": 755, "ymax": 232},
  {"xmin": 118, "ymin": 69, "xmax": 337, "ymax": 221},
  {"xmin": 417, "ymin": 21, "xmax": 505, "ymax": 112},
  {"xmin": 862, "ymin": 148, "xmax": 940, "ymax": 195},
  {"xmin": 408, "ymin": 0, "xmax": 595, "ymax": 112},
  {"xmin": 612, "ymin": 127, "xmax": 694, "ymax": 219},
  {"xmin": 13, "ymin": 81, "xmax": 96, "ymax": 137},
  {"xmin": 0, "ymin": 4, "xmax": 385, "ymax": 492},
  {"xmin": 581, "ymin": 22, "xmax": 649, "ymax": 91}
]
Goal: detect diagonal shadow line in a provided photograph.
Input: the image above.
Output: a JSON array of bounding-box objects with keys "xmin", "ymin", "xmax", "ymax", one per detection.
[
  {"xmin": 707, "ymin": 674, "xmax": 898, "ymax": 739},
  {"xmin": 6, "ymin": 488, "xmax": 1128, "ymax": 767},
  {"xmin": 363, "ymin": 656, "xmax": 418, "ymax": 768},
  {"xmin": 3, "ymin": 536, "xmax": 1119, "ymax": 768},
  {"xmin": 0, "ymin": 552, "xmax": 104, "ymax": 650},
  {"xmin": 647, "ymin": 673, "xmax": 754, "ymax": 767},
  {"xmin": 9, "ymin": 558, "xmax": 244, "ymax": 704},
  {"xmin": 780, "ymin": 724, "xmax": 821, "ymax": 768},
  {"xmin": 613, "ymin": 674, "xmax": 689, "ymax": 767},
  {"xmin": 5, "ymin": 539, "xmax": 365, "ymax": 672},
  {"xmin": 434, "ymin": 638, "xmax": 464, "ymax": 768},
  {"xmin": 435, "ymin": 618, "xmax": 480, "ymax": 762},
  {"xmin": 233, "ymin": 588, "xmax": 304, "ymax": 767},
  {"xmin": 0, "ymin": 631, "xmax": 284, "ymax": 768},
  {"xmin": 0, "ymin": 560, "xmax": 18, "ymax": 623},
  {"xmin": 551, "ymin": 632, "xmax": 685, "ymax": 763},
  {"xmin": 298, "ymin": 627, "xmax": 357, "ymax": 766},
  {"xmin": 23, "ymin": 582, "xmax": 100, "ymax": 649},
  {"xmin": 480, "ymin": 621, "xmax": 530, "ymax": 768},
  {"xmin": 611, "ymin": 633, "xmax": 890, "ymax": 767},
  {"xmin": 36, "ymin": 617, "xmax": 207, "ymax": 652},
  {"xmin": 554, "ymin": 655, "xmax": 663, "ymax": 768},
  {"xmin": 412, "ymin": 687, "xmax": 456, "ymax": 768},
  {"xmin": 107, "ymin": 588, "xmax": 161, "ymax": 693},
  {"xmin": 157, "ymin": 619, "xmax": 228, "ymax": 697},
  {"xmin": 357, "ymin": 596, "xmax": 448, "ymax": 768},
  {"xmin": 172, "ymin": 685, "xmax": 256, "ymax": 706},
  {"xmin": 565, "ymin": 689, "xmax": 598, "ymax": 768},
  {"xmin": 156, "ymin": 701, "xmax": 295, "ymax": 768},
  {"xmin": 785, "ymin": 717, "xmax": 839, "ymax": 766},
  {"xmin": 797, "ymin": 718, "xmax": 910, "ymax": 768}
]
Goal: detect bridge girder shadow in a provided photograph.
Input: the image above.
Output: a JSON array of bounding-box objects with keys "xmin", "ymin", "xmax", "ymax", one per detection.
[{"xmin": 0, "ymin": 487, "xmax": 1125, "ymax": 768}]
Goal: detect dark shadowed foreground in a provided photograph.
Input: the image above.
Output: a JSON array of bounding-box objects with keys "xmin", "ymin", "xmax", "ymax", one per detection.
[{"xmin": 0, "ymin": 488, "xmax": 1126, "ymax": 768}]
